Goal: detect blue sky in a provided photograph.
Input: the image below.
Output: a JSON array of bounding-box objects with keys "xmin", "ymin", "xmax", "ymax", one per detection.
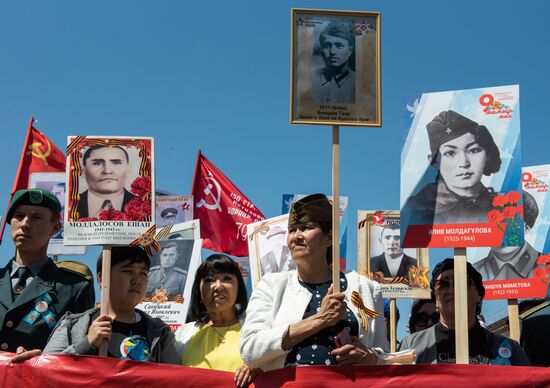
[{"xmin": 1, "ymin": 0, "xmax": 549, "ymax": 340}]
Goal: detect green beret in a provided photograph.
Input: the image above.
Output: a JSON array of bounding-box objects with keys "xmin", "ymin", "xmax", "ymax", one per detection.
[
  {"xmin": 288, "ymin": 194, "xmax": 332, "ymax": 227},
  {"xmin": 7, "ymin": 189, "xmax": 62, "ymax": 224}
]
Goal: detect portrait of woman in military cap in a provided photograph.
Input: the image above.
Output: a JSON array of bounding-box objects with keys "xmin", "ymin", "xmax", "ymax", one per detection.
[
  {"xmin": 400, "ymin": 85, "xmax": 524, "ymax": 249},
  {"xmin": 403, "ymin": 109, "xmax": 501, "ymax": 225}
]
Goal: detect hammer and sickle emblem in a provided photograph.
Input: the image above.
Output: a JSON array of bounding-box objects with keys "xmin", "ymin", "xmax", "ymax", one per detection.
[
  {"xmin": 28, "ymin": 139, "xmax": 52, "ymax": 165},
  {"xmin": 196, "ymin": 174, "xmax": 222, "ymax": 212}
]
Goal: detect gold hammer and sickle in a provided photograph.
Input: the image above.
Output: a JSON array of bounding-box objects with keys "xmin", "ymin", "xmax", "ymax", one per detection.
[{"xmin": 28, "ymin": 139, "xmax": 52, "ymax": 165}]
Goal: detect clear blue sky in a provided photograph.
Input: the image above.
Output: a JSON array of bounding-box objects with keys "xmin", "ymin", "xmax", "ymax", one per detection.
[{"xmin": 1, "ymin": 0, "xmax": 549, "ymax": 340}]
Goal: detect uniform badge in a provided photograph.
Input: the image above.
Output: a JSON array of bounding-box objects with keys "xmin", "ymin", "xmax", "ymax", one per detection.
[{"xmin": 23, "ymin": 293, "xmax": 57, "ymax": 329}]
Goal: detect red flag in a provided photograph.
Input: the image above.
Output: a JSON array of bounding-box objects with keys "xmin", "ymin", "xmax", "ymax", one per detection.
[
  {"xmin": 192, "ymin": 151, "xmax": 265, "ymax": 257},
  {"xmin": 0, "ymin": 117, "xmax": 65, "ymax": 242}
]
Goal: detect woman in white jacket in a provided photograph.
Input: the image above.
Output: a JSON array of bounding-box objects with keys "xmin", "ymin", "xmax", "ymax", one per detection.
[{"xmin": 240, "ymin": 194, "xmax": 388, "ymax": 371}]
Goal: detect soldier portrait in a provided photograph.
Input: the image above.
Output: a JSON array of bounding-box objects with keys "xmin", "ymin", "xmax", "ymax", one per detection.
[
  {"xmin": 291, "ymin": 9, "xmax": 381, "ymax": 127},
  {"xmin": 146, "ymin": 239, "xmax": 194, "ymax": 297}
]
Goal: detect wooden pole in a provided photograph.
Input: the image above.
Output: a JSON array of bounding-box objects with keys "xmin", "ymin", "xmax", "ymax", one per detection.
[
  {"xmin": 332, "ymin": 125, "xmax": 340, "ymax": 292},
  {"xmin": 390, "ymin": 298, "xmax": 397, "ymax": 352},
  {"xmin": 508, "ymin": 299, "xmax": 520, "ymax": 342},
  {"xmin": 98, "ymin": 245, "xmax": 112, "ymax": 357},
  {"xmin": 454, "ymin": 247, "xmax": 469, "ymax": 364}
]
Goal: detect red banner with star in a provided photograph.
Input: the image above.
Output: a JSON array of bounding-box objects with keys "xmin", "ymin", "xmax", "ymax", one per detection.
[
  {"xmin": 0, "ymin": 117, "xmax": 66, "ymax": 242},
  {"xmin": 192, "ymin": 151, "xmax": 265, "ymax": 257}
]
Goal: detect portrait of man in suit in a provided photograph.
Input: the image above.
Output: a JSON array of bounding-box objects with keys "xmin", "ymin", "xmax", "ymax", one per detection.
[
  {"xmin": 76, "ymin": 145, "xmax": 136, "ymax": 219},
  {"xmin": 370, "ymin": 224, "xmax": 417, "ymax": 278}
]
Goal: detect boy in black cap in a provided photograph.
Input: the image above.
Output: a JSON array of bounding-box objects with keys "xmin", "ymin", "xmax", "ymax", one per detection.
[
  {"xmin": 400, "ymin": 258, "xmax": 529, "ymax": 365},
  {"xmin": 0, "ymin": 189, "xmax": 94, "ymax": 354}
]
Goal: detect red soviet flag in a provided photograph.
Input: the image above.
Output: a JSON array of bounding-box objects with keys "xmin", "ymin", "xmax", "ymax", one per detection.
[
  {"xmin": 0, "ymin": 117, "xmax": 66, "ymax": 242},
  {"xmin": 192, "ymin": 151, "xmax": 265, "ymax": 257}
]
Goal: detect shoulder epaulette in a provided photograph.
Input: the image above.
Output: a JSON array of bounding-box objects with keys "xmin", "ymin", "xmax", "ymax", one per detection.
[{"xmin": 56, "ymin": 260, "xmax": 94, "ymax": 280}]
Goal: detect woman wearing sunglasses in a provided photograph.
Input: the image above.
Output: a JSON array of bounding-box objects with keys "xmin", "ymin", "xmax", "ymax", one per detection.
[
  {"xmin": 400, "ymin": 259, "xmax": 530, "ymax": 365},
  {"xmin": 408, "ymin": 299, "xmax": 439, "ymax": 334}
]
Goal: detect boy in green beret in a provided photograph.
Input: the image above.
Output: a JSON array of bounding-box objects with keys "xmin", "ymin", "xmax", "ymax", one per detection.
[{"xmin": 1, "ymin": 189, "xmax": 95, "ymax": 355}]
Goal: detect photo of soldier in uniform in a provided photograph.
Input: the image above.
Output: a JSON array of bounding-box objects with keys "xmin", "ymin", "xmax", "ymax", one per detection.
[
  {"xmin": 155, "ymin": 195, "xmax": 193, "ymax": 228},
  {"xmin": 259, "ymin": 224, "xmax": 294, "ymax": 275},
  {"xmin": 312, "ymin": 21, "xmax": 355, "ymax": 104},
  {"xmin": 369, "ymin": 223, "xmax": 417, "ymax": 278},
  {"xmin": 146, "ymin": 240, "xmax": 193, "ymax": 297},
  {"xmin": 474, "ymin": 191, "xmax": 542, "ymax": 281}
]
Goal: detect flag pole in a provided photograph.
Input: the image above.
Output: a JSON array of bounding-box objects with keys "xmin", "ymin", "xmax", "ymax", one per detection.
[
  {"xmin": 454, "ymin": 247, "xmax": 469, "ymax": 364},
  {"xmin": 332, "ymin": 125, "xmax": 340, "ymax": 292},
  {"xmin": 98, "ymin": 245, "xmax": 112, "ymax": 357},
  {"xmin": 0, "ymin": 117, "xmax": 35, "ymax": 244}
]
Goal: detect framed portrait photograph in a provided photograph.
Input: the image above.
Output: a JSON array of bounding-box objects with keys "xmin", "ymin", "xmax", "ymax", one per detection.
[
  {"xmin": 469, "ymin": 164, "xmax": 550, "ymax": 300},
  {"xmin": 290, "ymin": 8, "xmax": 381, "ymax": 127},
  {"xmin": 137, "ymin": 236, "xmax": 202, "ymax": 331},
  {"xmin": 155, "ymin": 195, "xmax": 193, "ymax": 228},
  {"xmin": 358, "ymin": 210, "xmax": 430, "ymax": 299},
  {"xmin": 400, "ymin": 85, "xmax": 524, "ymax": 248},
  {"xmin": 63, "ymin": 136, "xmax": 155, "ymax": 245},
  {"xmin": 247, "ymin": 214, "xmax": 293, "ymax": 288},
  {"xmin": 158, "ymin": 219, "xmax": 200, "ymax": 241},
  {"xmin": 29, "ymin": 172, "xmax": 86, "ymax": 256}
]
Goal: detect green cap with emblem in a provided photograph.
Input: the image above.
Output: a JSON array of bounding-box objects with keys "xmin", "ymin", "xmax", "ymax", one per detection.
[{"xmin": 7, "ymin": 189, "xmax": 62, "ymax": 224}]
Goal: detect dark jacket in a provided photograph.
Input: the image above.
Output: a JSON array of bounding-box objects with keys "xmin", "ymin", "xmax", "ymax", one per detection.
[
  {"xmin": 403, "ymin": 180, "xmax": 497, "ymax": 225},
  {"xmin": 370, "ymin": 253, "xmax": 417, "ymax": 278},
  {"xmin": 76, "ymin": 189, "xmax": 135, "ymax": 219},
  {"xmin": 400, "ymin": 324, "xmax": 530, "ymax": 366},
  {"xmin": 44, "ymin": 307, "xmax": 179, "ymax": 364},
  {"xmin": 0, "ymin": 258, "xmax": 95, "ymax": 352}
]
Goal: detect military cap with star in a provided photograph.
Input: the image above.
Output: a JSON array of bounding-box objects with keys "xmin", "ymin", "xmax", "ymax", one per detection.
[{"xmin": 288, "ymin": 193, "xmax": 332, "ymax": 227}]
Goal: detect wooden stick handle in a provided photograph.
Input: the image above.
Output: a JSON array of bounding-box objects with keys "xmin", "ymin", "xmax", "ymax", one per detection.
[
  {"xmin": 454, "ymin": 247, "xmax": 469, "ymax": 364},
  {"xmin": 508, "ymin": 299, "xmax": 520, "ymax": 342},
  {"xmin": 390, "ymin": 298, "xmax": 397, "ymax": 352},
  {"xmin": 332, "ymin": 125, "xmax": 340, "ymax": 292},
  {"xmin": 98, "ymin": 245, "xmax": 112, "ymax": 357}
]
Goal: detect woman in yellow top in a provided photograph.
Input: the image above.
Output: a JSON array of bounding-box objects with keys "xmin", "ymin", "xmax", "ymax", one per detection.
[{"xmin": 175, "ymin": 254, "xmax": 260, "ymax": 387}]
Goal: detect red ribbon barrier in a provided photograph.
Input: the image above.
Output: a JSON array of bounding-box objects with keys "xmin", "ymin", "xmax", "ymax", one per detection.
[{"xmin": 1, "ymin": 352, "xmax": 550, "ymax": 387}]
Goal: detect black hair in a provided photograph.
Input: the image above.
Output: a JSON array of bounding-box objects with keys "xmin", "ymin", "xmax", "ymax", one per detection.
[
  {"xmin": 96, "ymin": 246, "xmax": 151, "ymax": 275},
  {"xmin": 188, "ymin": 254, "xmax": 248, "ymax": 323},
  {"xmin": 83, "ymin": 145, "xmax": 129, "ymax": 166},
  {"xmin": 408, "ymin": 299, "xmax": 436, "ymax": 334},
  {"xmin": 523, "ymin": 190, "xmax": 539, "ymax": 229},
  {"xmin": 162, "ymin": 241, "xmax": 178, "ymax": 251}
]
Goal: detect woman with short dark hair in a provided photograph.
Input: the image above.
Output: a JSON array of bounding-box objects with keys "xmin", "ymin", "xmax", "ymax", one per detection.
[{"xmin": 175, "ymin": 254, "xmax": 259, "ymax": 387}]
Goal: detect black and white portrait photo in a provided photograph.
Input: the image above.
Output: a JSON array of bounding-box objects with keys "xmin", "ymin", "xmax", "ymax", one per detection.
[{"xmin": 146, "ymin": 239, "xmax": 194, "ymax": 297}]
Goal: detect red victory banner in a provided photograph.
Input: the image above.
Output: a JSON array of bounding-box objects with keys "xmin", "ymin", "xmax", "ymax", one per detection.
[
  {"xmin": 192, "ymin": 151, "xmax": 265, "ymax": 257},
  {"xmin": 0, "ymin": 117, "xmax": 65, "ymax": 243}
]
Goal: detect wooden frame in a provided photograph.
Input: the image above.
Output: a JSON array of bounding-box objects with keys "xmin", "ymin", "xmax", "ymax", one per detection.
[
  {"xmin": 290, "ymin": 8, "xmax": 381, "ymax": 127},
  {"xmin": 358, "ymin": 210, "xmax": 430, "ymax": 299}
]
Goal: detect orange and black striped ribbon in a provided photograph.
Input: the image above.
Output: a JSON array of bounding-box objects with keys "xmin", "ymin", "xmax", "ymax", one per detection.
[
  {"xmin": 130, "ymin": 225, "xmax": 160, "ymax": 256},
  {"xmin": 351, "ymin": 291, "xmax": 380, "ymax": 333}
]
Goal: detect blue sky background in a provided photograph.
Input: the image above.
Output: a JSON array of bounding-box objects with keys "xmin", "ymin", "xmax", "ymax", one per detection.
[{"xmin": 1, "ymin": 0, "xmax": 549, "ymax": 341}]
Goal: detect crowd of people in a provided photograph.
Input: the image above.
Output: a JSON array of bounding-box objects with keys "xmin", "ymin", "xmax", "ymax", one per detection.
[{"xmin": 1, "ymin": 190, "xmax": 546, "ymax": 386}]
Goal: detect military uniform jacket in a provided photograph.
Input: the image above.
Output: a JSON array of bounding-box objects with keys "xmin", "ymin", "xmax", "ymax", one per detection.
[
  {"xmin": 146, "ymin": 266, "xmax": 187, "ymax": 297},
  {"xmin": 370, "ymin": 253, "xmax": 417, "ymax": 278},
  {"xmin": 0, "ymin": 258, "xmax": 95, "ymax": 352}
]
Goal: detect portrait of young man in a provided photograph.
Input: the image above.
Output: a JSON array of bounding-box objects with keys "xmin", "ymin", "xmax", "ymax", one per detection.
[
  {"xmin": 76, "ymin": 145, "xmax": 136, "ymax": 219},
  {"xmin": 370, "ymin": 224, "xmax": 417, "ymax": 278},
  {"xmin": 312, "ymin": 21, "xmax": 355, "ymax": 104}
]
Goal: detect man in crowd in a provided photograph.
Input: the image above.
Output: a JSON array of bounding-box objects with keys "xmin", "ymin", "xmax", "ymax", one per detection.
[
  {"xmin": 312, "ymin": 22, "xmax": 356, "ymax": 103},
  {"xmin": 146, "ymin": 242, "xmax": 187, "ymax": 297},
  {"xmin": 370, "ymin": 224, "xmax": 417, "ymax": 278},
  {"xmin": 77, "ymin": 145, "xmax": 135, "ymax": 219},
  {"xmin": 0, "ymin": 189, "xmax": 95, "ymax": 353},
  {"xmin": 475, "ymin": 191, "xmax": 541, "ymax": 280},
  {"xmin": 400, "ymin": 259, "xmax": 530, "ymax": 365}
]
